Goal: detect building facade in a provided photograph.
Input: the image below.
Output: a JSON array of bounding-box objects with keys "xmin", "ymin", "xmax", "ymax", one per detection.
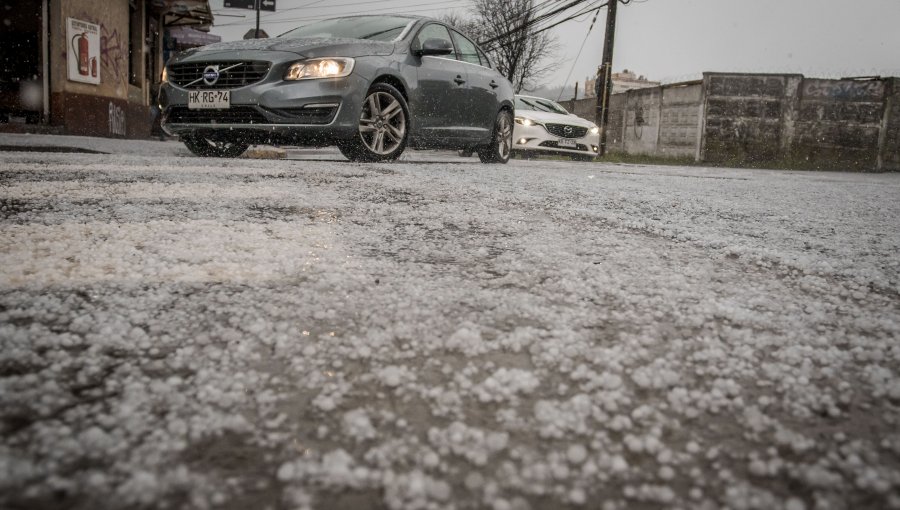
[
  {"xmin": 0, "ymin": 0, "xmax": 213, "ymax": 139},
  {"xmin": 583, "ymin": 69, "xmax": 660, "ymax": 98}
]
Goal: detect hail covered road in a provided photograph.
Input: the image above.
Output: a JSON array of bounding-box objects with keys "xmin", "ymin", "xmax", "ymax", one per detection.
[{"xmin": 1, "ymin": 135, "xmax": 900, "ymax": 510}]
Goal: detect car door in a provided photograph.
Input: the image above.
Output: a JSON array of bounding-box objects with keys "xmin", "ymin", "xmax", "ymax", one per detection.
[
  {"xmin": 450, "ymin": 30, "xmax": 499, "ymax": 142},
  {"xmin": 410, "ymin": 23, "xmax": 470, "ymax": 145}
]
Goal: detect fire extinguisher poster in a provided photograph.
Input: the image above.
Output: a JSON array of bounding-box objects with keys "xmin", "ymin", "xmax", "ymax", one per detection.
[{"xmin": 66, "ymin": 18, "xmax": 101, "ymax": 85}]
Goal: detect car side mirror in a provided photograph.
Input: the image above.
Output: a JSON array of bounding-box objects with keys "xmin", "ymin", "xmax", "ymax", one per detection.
[{"xmin": 415, "ymin": 38, "xmax": 454, "ymax": 57}]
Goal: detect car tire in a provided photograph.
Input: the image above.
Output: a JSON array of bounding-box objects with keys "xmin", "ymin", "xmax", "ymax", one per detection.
[
  {"xmin": 182, "ymin": 135, "xmax": 249, "ymax": 158},
  {"xmin": 477, "ymin": 109, "xmax": 513, "ymax": 164},
  {"xmin": 339, "ymin": 83, "xmax": 409, "ymax": 162}
]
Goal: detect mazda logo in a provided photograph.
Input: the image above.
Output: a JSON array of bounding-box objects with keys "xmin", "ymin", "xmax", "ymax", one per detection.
[
  {"xmin": 202, "ymin": 65, "xmax": 220, "ymax": 85},
  {"xmin": 564, "ymin": 125, "xmax": 573, "ymax": 135}
]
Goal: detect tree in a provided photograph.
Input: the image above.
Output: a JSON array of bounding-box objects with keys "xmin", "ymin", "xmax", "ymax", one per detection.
[{"xmin": 440, "ymin": 1, "xmax": 559, "ymax": 93}]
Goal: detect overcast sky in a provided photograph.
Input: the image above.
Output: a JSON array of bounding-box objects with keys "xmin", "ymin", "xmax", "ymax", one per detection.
[{"xmin": 207, "ymin": 0, "xmax": 900, "ymax": 88}]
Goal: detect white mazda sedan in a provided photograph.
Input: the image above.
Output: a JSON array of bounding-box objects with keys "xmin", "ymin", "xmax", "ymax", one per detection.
[{"xmin": 512, "ymin": 95, "xmax": 600, "ymax": 161}]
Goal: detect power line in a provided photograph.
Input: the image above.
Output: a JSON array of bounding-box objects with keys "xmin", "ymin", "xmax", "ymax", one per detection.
[
  {"xmin": 556, "ymin": 1, "xmax": 603, "ymax": 100},
  {"xmin": 480, "ymin": 1, "xmax": 606, "ymax": 53},
  {"xmin": 214, "ymin": 0, "xmax": 472, "ymax": 27},
  {"xmin": 477, "ymin": 0, "xmax": 590, "ymax": 49}
]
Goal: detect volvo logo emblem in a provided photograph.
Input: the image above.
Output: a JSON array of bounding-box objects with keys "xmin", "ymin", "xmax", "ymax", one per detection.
[{"xmin": 202, "ymin": 65, "xmax": 220, "ymax": 86}]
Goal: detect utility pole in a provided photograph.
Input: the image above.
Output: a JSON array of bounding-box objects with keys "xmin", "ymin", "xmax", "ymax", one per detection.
[
  {"xmin": 596, "ymin": 0, "xmax": 618, "ymax": 156},
  {"xmin": 255, "ymin": 0, "xmax": 261, "ymax": 38}
]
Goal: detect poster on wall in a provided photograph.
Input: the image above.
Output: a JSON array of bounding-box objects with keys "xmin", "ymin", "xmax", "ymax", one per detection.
[{"xmin": 67, "ymin": 17, "xmax": 101, "ymax": 85}]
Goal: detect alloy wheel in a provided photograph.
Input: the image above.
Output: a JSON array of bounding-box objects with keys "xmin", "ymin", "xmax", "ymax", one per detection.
[
  {"xmin": 496, "ymin": 113, "xmax": 512, "ymax": 159},
  {"xmin": 359, "ymin": 91, "xmax": 406, "ymax": 155}
]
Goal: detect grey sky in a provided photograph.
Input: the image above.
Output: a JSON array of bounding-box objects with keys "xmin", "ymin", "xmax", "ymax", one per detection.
[{"xmin": 207, "ymin": 0, "xmax": 900, "ymax": 87}]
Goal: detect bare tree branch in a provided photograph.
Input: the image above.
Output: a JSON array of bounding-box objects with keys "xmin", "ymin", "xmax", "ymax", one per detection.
[{"xmin": 441, "ymin": 0, "xmax": 560, "ymax": 93}]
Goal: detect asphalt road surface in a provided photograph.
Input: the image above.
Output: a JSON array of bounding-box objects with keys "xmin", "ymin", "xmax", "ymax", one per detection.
[{"xmin": 2, "ymin": 135, "xmax": 899, "ymax": 510}]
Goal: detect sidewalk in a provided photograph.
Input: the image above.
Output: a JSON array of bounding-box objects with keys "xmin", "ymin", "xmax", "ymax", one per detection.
[
  {"xmin": 0, "ymin": 133, "xmax": 466, "ymax": 162},
  {"xmin": 0, "ymin": 133, "xmax": 186, "ymax": 157}
]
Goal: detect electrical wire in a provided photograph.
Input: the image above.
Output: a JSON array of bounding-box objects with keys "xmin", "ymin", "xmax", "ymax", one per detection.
[
  {"xmin": 214, "ymin": 0, "xmax": 472, "ymax": 27},
  {"xmin": 556, "ymin": 1, "xmax": 603, "ymax": 100},
  {"xmin": 477, "ymin": 0, "xmax": 585, "ymax": 48},
  {"xmin": 479, "ymin": 0, "xmax": 607, "ymax": 53}
]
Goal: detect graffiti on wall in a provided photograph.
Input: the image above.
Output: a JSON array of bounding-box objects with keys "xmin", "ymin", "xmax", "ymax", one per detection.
[
  {"xmin": 100, "ymin": 26, "xmax": 126, "ymax": 85},
  {"xmin": 803, "ymin": 80, "xmax": 884, "ymax": 101},
  {"xmin": 108, "ymin": 101, "xmax": 126, "ymax": 136}
]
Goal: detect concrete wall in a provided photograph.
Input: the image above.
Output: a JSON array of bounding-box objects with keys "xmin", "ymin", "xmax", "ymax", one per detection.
[
  {"xmin": 793, "ymin": 78, "xmax": 886, "ymax": 169},
  {"xmin": 878, "ymin": 79, "xmax": 900, "ymax": 171},
  {"xmin": 700, "ymin": 73, "xmax": 802, "ymax": 165},
  {"xmin": 563, "ymin": 96, "xmax": 595, "ymax": 122},
  {"xmin": 605, "ymin": 94, "xmax": 627, "ymax": 153},
  {"xmin": 561, "ymin": 83, "xmax": 703, "ymax": 158},
  {"xmin": 562, "ymin": 72, "xmax": 899, "ymax": 170},
  {"xmin": 659, "ymin": 83, "xmax": 704, "ymax": 158},
  {"xmin": 623, "ymin": 87, "xmax": 661, "ymax": 156}
]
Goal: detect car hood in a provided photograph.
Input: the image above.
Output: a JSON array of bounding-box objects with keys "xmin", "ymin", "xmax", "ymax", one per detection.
[
  {"xmin": 180, "ymin": 37, "xmax": 395, "ymax": 59},
  {"xmin": 517, "ymin": 109, "xmax": 596, "ymax": 127}
]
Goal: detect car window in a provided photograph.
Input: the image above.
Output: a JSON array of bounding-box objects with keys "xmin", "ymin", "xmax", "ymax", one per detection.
[
  {"xmin": 279, "ymin": 16, "xmax": 413, "ymax": 41},
  {"xmin": 451, "ymin": 30, "xmax": 481, "ymax": 66},
  {"xmin": 535, "ymin": 98, "xmax": 569, "ymax": 114},
  {"xmin": 413, "ymin": 23, "xmax": 454, "ymax": 54}
]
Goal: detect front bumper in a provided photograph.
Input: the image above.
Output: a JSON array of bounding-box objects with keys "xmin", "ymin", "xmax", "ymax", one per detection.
[
  {"xmin": 512, "ymin": 123, "xmax": 600, "ymax": 157},
  {"xmin": 159, "ymin": 72, "xmax": 369, "ymax": 142}
]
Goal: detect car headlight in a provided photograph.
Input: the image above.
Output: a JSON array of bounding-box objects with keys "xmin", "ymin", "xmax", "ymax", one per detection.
[
  {"xmin": 284, "ymin": 58, "xmax": 355, "ymax": 80},
  {"xmin": 589, "ymin": 125, "xmax": 600, "ymax": 135},
  {"xmin": 515, "ymin": 116, "xmax": 541, "ymax": 127}
]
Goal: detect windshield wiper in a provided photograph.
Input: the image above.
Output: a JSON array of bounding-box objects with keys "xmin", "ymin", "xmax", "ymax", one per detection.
[
  {"xmin": 358, "ymin": 27, "xmax": 403, "ymax": 40},
  {"xmin": 522, "ymin": 99, "xmax": 552, "ymax": 113}
]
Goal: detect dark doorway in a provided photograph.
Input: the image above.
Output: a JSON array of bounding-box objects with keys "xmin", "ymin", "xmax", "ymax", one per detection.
[{"xmin": 0, "ymin": 0, "xmax": 43, "ymax": 123}]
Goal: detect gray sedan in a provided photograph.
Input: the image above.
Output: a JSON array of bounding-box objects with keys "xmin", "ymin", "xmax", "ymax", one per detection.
[{"xmin": 159, "ymin": 15, "xmax": 515, "ymax": 163}]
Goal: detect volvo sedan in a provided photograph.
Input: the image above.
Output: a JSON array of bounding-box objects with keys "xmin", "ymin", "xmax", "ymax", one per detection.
[{"xmin": 159, "ymin": 15, "xmax": 515, "ymax": 163}]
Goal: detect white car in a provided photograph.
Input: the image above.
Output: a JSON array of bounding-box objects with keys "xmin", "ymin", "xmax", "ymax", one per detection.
[{"xmin": 512, "ymin": 95, "xmax": 600, "ymax": 161}]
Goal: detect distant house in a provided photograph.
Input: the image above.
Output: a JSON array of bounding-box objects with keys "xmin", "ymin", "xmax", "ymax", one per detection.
[{"xmin": 584, "ymin": 69, "xmax": 660, "ymax": 98}]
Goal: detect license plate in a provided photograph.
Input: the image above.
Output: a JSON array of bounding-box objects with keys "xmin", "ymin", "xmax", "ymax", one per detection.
[
  {"xmin": 557, "ymin": 138, "xmax": 577, "ymax": 148},
  {"xmin": 188, "ymin": 90, "xmax": 230, "ymax": 109}
]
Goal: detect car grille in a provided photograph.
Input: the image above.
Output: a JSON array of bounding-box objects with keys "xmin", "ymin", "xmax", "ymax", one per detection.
[
  {"xmin": 539, "ymin": 141, "xmax": 590, "ymax": 151},
  {"xmin": 167, "ymin": 106, "xmax": 268, "ymax": 124},
  {"xmin": 168, "ymin": 61, "xmax": 270, "ymax": 90},
  {"xmin": 544, "ymin": 123, "xmax": 589, "ymax": 138}
]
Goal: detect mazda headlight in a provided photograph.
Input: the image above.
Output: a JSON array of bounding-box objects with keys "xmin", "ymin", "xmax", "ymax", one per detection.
[
  {"xmin": 589, "ymin": 125, "xmax": 600, "ymax": 135},
  {"xmin": 284, "ymin": 58, "xmax": 355, "ymax": 80},
  {"xmin": 515, "ymin": 116, "xmax": 541, "ymax": 127}
]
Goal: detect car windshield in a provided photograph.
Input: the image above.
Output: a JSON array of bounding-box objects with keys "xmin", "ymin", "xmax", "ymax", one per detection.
[
  {"xmin": 279, "ymin": 16, "xmax": 413, "ymax": 42},
  {"xmin": 515, "ymin": 96, "xmax": 569, "ymax": 115}
]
